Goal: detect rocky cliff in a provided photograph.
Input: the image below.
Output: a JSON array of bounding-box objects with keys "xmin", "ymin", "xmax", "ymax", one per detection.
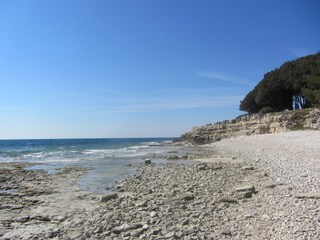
[{"xmin": 180, "ymin": 108, "xmax": 320, "ymax": 144}]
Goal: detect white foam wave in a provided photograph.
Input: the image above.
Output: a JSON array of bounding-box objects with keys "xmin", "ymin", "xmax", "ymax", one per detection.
[
  {"xmin": 33, "ymin": 158, "xmax": 82, "ymax": 163},
  {"xmin": 126, "ymin": 145, "xmax": 149, "ymax": 150},
  {"xmin": 84, "ymin": 149, "xmax": 115, "ymax": 154}
]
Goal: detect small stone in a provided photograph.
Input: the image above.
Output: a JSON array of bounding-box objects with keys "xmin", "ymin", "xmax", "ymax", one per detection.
[
  {"xmin": 83, "ymin": 230, "xmax": 91, "ymax": 238},
  {"xmin": 241, "ymin": 166, "xmax": 254, "ymax": 170},
  {"xmin": 295, "ymin": 193, "xmax": 320, "ymax": 199},
  {"xmin": 100, "ymin": 193, "xmax": 118, "ymax": 202},
  {"xmin": 131, "ymin": 228, "xmax": 144, "ymax": 237},
  {"xmin": 56, "ymin": 215, "xmax": 66, "ymax": 222},
  {"xmin": 176, "ymin": 231, "xmax": 184, "ymax": 238},
  {"xmin": 222, "ymin": 229, "xmax": 232, "ymax": 236},
  {"xmin": 234, "ymin": 185, "xmax": 255, "ymax": 193},
  {"xmin": 197, "ymin": 164, "xmax": 207, "ymax": 170},
  {"xmin": 220, "ymin": 197, "xmax": 238, "ymax": 203},
  {"xmin": 181, "ymin": 218, "xmax": 189, "ymax": 226},
  {"xmin": 66, "ymin": 230, "xmax": 84, "ymax": 240},
  {"xmin": 130, "ymin": 223, "xmax": 142, "ymax": 229},
  {"xmin": 94, "ymin": 225, "xmax": 103, "ymax": 234},
  {"xmin": 32, "ymin": 215, "xmax": 50, "ymax": 221},
  {"xmin": 115, "ymin": 183, "xmax": 125, "ymax": 190},
  {"xmin": 181, "ymin": 193, "xmax": 194, "ymax": 201},
  {"xmin": 167, "ymin": 155, "xmax": 180, "ymax": 160},
  {"xmin": 15, "ymin": 216, "xmax": 30, "ymax": 222},
  {"xmin": 265, "ymin": 183, "xmax": 279, "ymax": 188},
  {"xmin": 212, "ymin": 166, "xmax": 223, "ymax": 170},
  {"xmin": 235, "ymin": 191, "xmax": 253, "ymax": 199},
  {"xmin": 151, "ymin": 229, "xmax": 160, "ymax": 235},
  {"xmin": 145, "ymin": 159, "xmax": 152, "ymax": 164},
  {"xmin": 244, "ymin": 214, "xmax": 254, "ymax": 219},
  {"xmin": 166, "ymin": 207, "xmax": 173, "ymax": 213},
  {"xmin": 150, "ymin": 211, "xmax": 157, "ymax": 218},
  {"xmin": 117, "ymin": 223, "xmax": 131, "ymax": 233},
  {"xmin": 46, "ymin": 231, "xmax": 54, "ymax": 238},
  {"xmin": 136, "ymin": 200, "xmax": 148, "ymax": 207},
  {"xmin": 165, "ymin": 231, "xmax": 176, "ymax": 239},
  {"xmin": 142, "ymin": 224, "xmax": 149, "ymax": 230}
]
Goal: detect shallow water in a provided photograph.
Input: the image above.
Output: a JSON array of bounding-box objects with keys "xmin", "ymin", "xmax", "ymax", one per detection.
[{"xmin": 0, "ymin": 138, "xmax": 192, "ymax": 193}]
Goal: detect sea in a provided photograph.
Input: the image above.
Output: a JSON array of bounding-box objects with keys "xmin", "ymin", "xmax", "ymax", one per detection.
[{"xmin": 0, "ymin": 138, "xmax": 190, "ymax": 193}]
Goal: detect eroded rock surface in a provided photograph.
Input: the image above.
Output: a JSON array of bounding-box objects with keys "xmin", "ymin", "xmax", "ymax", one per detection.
[{"xmin": 180, "ymin": 108, "xmax": 320, "ymax": 144}]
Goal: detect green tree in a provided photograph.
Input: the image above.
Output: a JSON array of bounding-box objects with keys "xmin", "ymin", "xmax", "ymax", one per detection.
[
  {"xmin": 239, "ymin": 89, "xmax": 260, "ymax": 114},
  {"xmin": 240, "ymin": 52, "xmax": 320, "ymax": 113},
  {"xmin": 302, "ymin": 75, "xmax": 320, "ymax": 107}
]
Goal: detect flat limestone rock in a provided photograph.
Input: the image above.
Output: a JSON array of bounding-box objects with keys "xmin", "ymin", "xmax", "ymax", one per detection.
[
  {"xmin": 295, "ymin": 193, "xmax": 320, "ymax": 199},
  {"xmin": 100, "ymin": 193, "xmax": 118, "ymax": 202},
  {"xmin": 195, "ymin": 157, "xmax": 243, "ymax": 164},
  {"xmin": 234, "ymin": 185, "xmax": 255, "ymax": 193}
]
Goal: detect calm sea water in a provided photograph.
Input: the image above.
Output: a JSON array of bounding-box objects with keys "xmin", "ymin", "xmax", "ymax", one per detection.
[{"xmin": 0, "ymin": 138, "xmax": 188, "ymax": 193}]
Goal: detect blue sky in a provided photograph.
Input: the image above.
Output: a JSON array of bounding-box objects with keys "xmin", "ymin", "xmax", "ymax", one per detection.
[{"xmin": 0, "ymin": 0, "xmax": 319, "ymax": 139}]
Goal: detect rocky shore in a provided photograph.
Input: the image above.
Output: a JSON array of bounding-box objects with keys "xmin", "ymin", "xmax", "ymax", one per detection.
[
  {"xmin": 180, "ymin": 108, "xmax": 320, "ymax": 144},
  {"xmin": 1, "ymin": 130, "xmax": 320, "ymax": 239}
]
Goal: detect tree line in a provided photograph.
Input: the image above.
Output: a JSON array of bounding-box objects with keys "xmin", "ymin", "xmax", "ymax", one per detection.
[{"xmin": 240, "ymin": 52, "xmax": 320, "ymax": 114}]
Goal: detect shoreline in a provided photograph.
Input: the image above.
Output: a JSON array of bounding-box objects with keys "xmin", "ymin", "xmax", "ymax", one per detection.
[{"xmin": 1, "ymin": 130, "xmax": 319, "ymax": 239}]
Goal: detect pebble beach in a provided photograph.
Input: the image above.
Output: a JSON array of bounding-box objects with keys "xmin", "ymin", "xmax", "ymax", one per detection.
[{"xmin": 1, "ymin": 130, "xmax": 320, "ymax": 239}]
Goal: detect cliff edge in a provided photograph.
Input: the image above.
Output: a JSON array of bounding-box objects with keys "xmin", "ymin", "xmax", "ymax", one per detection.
[{"xmin": 180, "ymin": 108, "xmax": 320, "ymax": 144}]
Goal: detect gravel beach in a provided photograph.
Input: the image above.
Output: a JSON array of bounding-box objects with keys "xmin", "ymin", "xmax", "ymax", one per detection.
[{"xmin": 1, "ymin": 130, "xmax": 319, "ymax": 239}]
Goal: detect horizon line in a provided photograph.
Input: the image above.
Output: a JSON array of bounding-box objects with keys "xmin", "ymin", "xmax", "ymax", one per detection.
[{"xmin": 0, "ymin": 136, "xmax": 179, "ymax": 141}]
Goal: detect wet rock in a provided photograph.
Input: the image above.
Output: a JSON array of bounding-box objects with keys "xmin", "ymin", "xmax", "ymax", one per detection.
[{"xmin": 145, "ymin": 159, "xmax": 152, "ymax": 164}]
